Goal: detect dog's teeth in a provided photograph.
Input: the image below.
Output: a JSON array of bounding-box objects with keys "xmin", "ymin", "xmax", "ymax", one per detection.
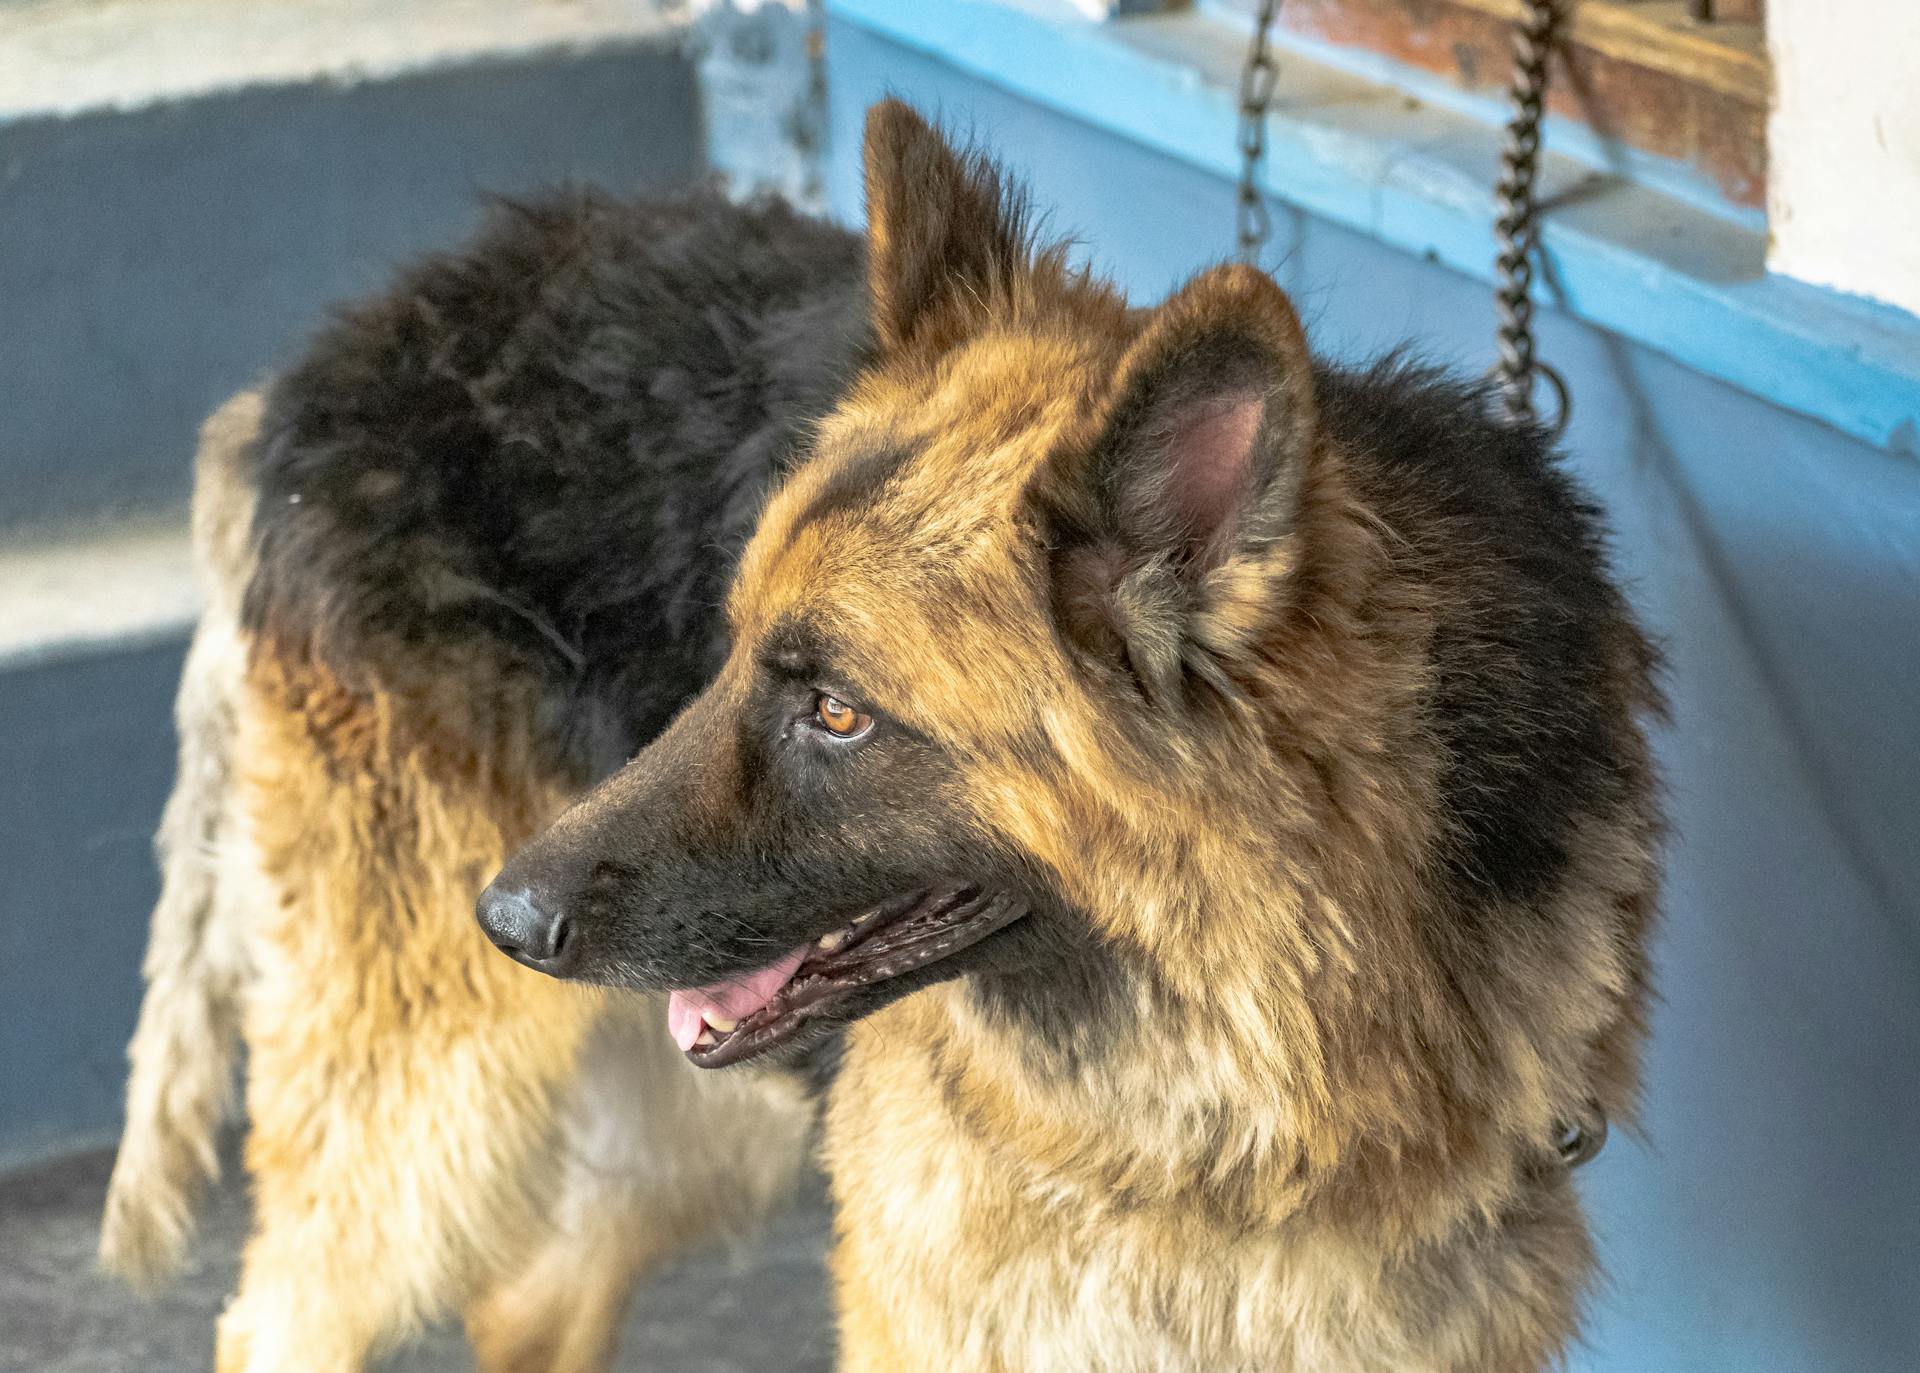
[
  {"xmin": 817, "ymin": 929, "xmax": 848, "ymax": 951},
  {"xmin": 695, "ymin": 1027, "xmax": 717, "ymax": 1047},
  {"xmin": 703, "ymin": 1013, "xmax": 738, "ymax": 1033}
]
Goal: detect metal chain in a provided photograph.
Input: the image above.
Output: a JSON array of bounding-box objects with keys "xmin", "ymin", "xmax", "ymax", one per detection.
[
  {"xmin": 1492, "ymin": 0, "xmax": 1570, "ymax": 436},
  {"xmin": 1233, "ymin": 0, "xmax": 1567, "ymax": 433},
  {"xmin": 1236, "ymin": 1, "xmax": 1284, "ymax": 265},
  {"xmin": 799, "ymin": 0, "xmax": 830, "ymax": 210}
]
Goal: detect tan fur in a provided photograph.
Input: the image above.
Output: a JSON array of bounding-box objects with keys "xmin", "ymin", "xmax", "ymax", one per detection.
[
  {"xmin": 777, "ymin": 350, "xmax": 1642, "ymax": 1364},
  {"xmin": 106, "ymin": 395, "xmax": 812, "ymax": 1371},
  {"xmin": 107, "ymin": 103, "xmax": 1654, "ymax": 1373},
  {"xmin": 101, "ymin": 392, "xmax": 267, "ymax": 1288},
  {"xmin": 710, "ymin": 107, "xmax": 1660, "ymax": 1371}
]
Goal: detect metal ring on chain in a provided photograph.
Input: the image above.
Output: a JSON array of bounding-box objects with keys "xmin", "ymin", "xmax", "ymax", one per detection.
[
  {"xmin": 1532, "ymin": 360, "xmax": 1571, "ymax": 439},
  {"xmin": 1487, "ymin": 357, "xmax": 1573, "ymax": 441},
  {"xmin": 1492, "ymin": 0, "xmax": 1566, "ymax": 434},
  {"xmin": 1552, "ymin": 1101, "xmax": 1608, "ymax": 1168},
  {"xmin": 1231, "ymin": 0, "xmax": 1568, "ymax": 439}
]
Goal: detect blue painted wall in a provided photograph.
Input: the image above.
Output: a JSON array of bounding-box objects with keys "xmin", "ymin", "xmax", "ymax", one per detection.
[{"xmin": 825, "ymin": 19, "xmax": 1920, "ymax": 1373}]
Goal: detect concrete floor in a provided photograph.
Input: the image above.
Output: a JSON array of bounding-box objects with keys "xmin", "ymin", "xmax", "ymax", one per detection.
[{"xmin": 0, "ymin": 1148, "xmax": 836, "ymax": 1373}]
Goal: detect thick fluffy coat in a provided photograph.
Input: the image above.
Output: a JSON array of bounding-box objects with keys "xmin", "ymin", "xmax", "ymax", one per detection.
[
  {"xmin": 101, "ymin": 190, "xmax": 860, "ymax": 1371},
  {"xmin": 487, "ymin": 103, "xmax": 1663, "ymax": 1372},
  {"xmin": 105, "ymin": 102, "xmax": 1659, "ymax": 1373}
]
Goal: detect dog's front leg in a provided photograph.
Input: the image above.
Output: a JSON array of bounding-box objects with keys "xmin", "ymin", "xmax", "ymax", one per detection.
[{"xmin": 211, "ymin": 663, "xmax": 605, "ymax": 1373}]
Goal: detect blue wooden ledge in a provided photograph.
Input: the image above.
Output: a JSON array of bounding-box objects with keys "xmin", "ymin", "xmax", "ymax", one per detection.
[{"xmin": 827, "ymin": 0, "xmax": 1920, "ymax": 455}]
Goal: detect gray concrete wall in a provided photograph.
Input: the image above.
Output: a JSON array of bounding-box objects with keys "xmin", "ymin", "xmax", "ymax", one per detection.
[
  {"xmin": 822, "ymin": 19, "xmax": 1919, "ymax": 1373},
  {"xmin": 0, "ymin": 643, "xmax": 185, "ymax": 1169},
  {"xmin": 0, "ymin": 42, "xmax": 701, "ymax": 533}
]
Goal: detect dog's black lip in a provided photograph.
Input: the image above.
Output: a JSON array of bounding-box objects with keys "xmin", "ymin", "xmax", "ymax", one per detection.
[{"xmin": 684, "ymin": 886, "xmax": 1027, "ymax": 1069}]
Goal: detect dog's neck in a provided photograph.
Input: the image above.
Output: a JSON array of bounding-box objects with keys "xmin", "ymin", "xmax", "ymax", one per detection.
[{"xmin": 895, "ymin": 796, "xmax": 1542, "ymax": 1249}]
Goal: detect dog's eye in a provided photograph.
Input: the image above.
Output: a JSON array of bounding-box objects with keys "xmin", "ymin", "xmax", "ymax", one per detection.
[{"xmin": 814, "ymin": 693, "xmax": 873, "ymax": 739}]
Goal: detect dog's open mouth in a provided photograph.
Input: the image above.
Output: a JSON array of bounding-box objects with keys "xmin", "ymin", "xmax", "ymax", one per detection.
[{"xmin": 666, "ymin": 885, "xmax": 1025, "ymax": 1068}]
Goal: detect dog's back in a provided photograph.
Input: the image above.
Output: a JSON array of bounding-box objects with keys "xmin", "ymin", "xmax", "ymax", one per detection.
[
  {"xmin": 245, "ymin": 188, "xmax": 867, "ymax": 767},
  {"xmin": 103, "ymin": 189, "xmax": 863, "ymax": 1371}
]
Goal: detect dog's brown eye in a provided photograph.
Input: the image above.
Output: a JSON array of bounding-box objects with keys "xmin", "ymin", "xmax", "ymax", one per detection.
[{"xmin": 814, "ymin": 693, "xmax": 872, "ymax": 739}]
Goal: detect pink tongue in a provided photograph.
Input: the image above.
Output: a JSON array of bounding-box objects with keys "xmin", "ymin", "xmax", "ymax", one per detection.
[{"xmin": 666, "ymin": 946, "xmax": 809, "ymax": 1051}]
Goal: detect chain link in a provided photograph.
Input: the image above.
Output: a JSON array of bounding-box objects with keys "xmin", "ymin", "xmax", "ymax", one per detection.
[
  {"xmin": 1236, "ymin": 1, "xmax": 1284, "ymax": 265},
  {"xmin": 1492, "ymin": 0, "xmax": 1569, "ymax": 436},
  {"xmin": 1233, "ymin": 0, "xmax": 1566, "ymax": 434}
]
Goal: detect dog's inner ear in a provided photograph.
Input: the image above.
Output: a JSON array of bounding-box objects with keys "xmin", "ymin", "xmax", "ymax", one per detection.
[
  {"xmin": 1052, "ymin": 265, "xmax": 1319, "ymax": 703},
  {"xmin": 1099, "ymin": 265, "xmax": 1316, "ymax": 570},
  {"xmin": 862, "ymin": 99, "xmax": 1031, "ymax": 356},
  {"xmin": 1105, "ymin": 369, "xmax": 1271, "ymax": 570}
]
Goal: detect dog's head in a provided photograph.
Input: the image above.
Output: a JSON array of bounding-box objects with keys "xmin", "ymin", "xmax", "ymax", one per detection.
[{"xmin": 479, "ymin": 100, "xmax": 1331, "ymax": 1069}]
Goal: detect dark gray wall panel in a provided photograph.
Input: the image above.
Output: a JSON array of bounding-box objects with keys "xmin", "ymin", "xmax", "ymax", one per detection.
[
  {"xmin": 0, "ymin": 41, "xmax": 701, "ymax": 532},
  {"xmin": 0, "ymin": 641, "xmax": 184, "ymax": 1166}
]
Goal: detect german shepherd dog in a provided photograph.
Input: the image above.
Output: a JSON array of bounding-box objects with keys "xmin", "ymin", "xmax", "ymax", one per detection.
[{"xmin": 102, "ymin": 101, "xmax": 1660, "ymax": 1372}]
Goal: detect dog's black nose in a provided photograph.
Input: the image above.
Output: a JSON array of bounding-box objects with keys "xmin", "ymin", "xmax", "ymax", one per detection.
[{"xmin": 476, "ymin": 883, "xmax": 574, "ymax": 975}]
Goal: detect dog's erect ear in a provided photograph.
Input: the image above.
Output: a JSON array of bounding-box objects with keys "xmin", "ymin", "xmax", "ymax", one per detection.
[
  {"xmin": 1096, "ymin": 264, "xmax": 1316, "ymax": 567},
  {"xmin": 863, "ymin": 99, "xmax": 1031, "ymax": 355},
  {"xmin": 1053, "ymin": 265, "xmax": 1319, "ymax": 705}
]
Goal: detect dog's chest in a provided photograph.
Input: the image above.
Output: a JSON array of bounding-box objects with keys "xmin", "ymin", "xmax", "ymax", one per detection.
[{"xmin": 821, "ymin": 1033, "xmax": 1410, "ymax": 1373}]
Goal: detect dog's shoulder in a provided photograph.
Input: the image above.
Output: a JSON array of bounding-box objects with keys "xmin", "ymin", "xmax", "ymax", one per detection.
[
  {"xmin": 1313, "ymin": 358, "xmax": 1661, "ymax": 911},
  {"xmin": 241, "ymin": 189, "xmax": 868, "ymax": 761}
]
